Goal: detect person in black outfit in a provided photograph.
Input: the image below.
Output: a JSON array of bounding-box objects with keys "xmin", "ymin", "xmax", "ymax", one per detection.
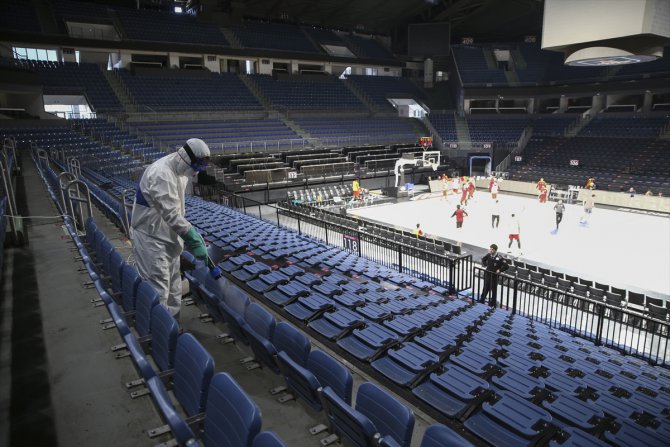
[{"xmin": 480, "ymin": 243, "xmax": 508, "ymax": 305}]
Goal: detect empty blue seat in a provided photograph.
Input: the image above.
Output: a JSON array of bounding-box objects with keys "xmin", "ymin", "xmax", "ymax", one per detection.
[
  {"xmin": 308, "ymin": 308, "xmax": 365, "ymax": 340},
  {"xmin": 173, "ymin": 333, "xmax": 215, "ymax": 417},
  {"xmin": 149, "ymin": 303, "xmax": 179, "ymax": 372},
  {"xmin": 218, "ymin": 286, "xmax": 251, "ymax": 344},
  {"xmin": 548, "ymin": 427, "xmax": 609, "ymax": 447},
  {"xmin": 121, "ymin": 264, "xmax": 142, "ymax": 312},
  {"xmin": 145, "ymin": 376, "xmax": 197, "ymax": 446},
  {"xmin": 371, "ymin": 343, "xmax": 440, "ymax": 387},
  {"xmin": 603, "ymin": 419, "xmax": 668, "ymax": 447},
  {"xmin": 418, "ymin": 423, "xmax": 474, "ymax": 447},
  {"xmin": 277, "ymin": 348, "xmax": 353, "ymax": 411},
  {"xmin": 542, "ymin": 393, "xmax": 605, "ymax": 432},
  {"xmin": 356, "ymin": 382, "xmax": 415, "ymax": 447},
  {"xmin": 203, "ymin": 373, "xmax": 262, "ymax": 447},
  {"xmin": 134, "ymin": 281, "xmax": 160, "ymax": 337},
  {"xmin": 284, "ymin": 293, "xmax": 336, "ymax": 322},
  {"xmin": 243, "ymin": 303, "xmax": 278, "ymax": 373},
  {"xmin": 321, "ymin": 382, "xmax": 415, "ymax": 447},
  {"xmin": 337, "ymin": 323, "xmax": 401, "ymax": 361},
  {"xmin": 412, "ymin": 364, "xmax": 490, "ymax": 419},
  {"xmin": 464, "ymin": 391, "xmax": 553, "ymax": 447},
  {"xmin": 273, "ymin": 321, "xmax": 310, "ymax": 366},
  {"xmin": 492, "ymin": 368, "xmax": 547, "ymax": 400},
  {"xmin": 252, "ymin": 431, "xmax": 287, "ymax": 447}
]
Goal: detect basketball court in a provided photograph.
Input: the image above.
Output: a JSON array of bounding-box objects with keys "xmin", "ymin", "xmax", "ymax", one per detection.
[{"xmin": 348, "ymin": 190, "xmax": 670, "ymax": 298}]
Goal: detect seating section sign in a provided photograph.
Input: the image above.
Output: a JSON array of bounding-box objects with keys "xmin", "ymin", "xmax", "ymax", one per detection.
[{"xmin": 343, "ymin": 234, "xmax": 359, "ymax": 253}]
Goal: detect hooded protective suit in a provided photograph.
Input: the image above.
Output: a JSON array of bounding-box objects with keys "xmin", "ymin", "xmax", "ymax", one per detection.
[{"xmin": 131, "ymin": 139, "xmax": 210, "ymax": 316}]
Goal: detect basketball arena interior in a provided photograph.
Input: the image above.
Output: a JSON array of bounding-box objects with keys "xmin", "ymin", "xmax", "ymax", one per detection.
[{"xmin": 1, "ymin": 0, "xmax": 670, "ymax": 446}]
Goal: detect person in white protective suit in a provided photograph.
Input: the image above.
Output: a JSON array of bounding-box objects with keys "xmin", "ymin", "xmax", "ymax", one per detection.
[{"xmin": 130, "ymin": 138, "xmax": 211, "ymax": 317}]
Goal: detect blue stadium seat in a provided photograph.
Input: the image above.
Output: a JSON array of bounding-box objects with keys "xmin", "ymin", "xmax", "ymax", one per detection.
[
  {"xmin": 412, "ymin": 364, "xmax": 491, "ymax": 419},
  {"xmin": 243, "ymin": 302, "xmax": 278, "ymax": 373},
  {"xmin": 149, "ymin": 304, "xmax": 179, "ymax": 372},
  {"xmin": 336, "ymin": 322, "xmax": 401, "ymax": 361},
  {"xmin": 202, "ymin": 373, "xmax": 262, "ymax": 447},
  {"xmin": 252, "ymin": 431, "xmax": 288, "ymax": 447},
  {"xmin": 464, "ymin": 391, "xmax": 554, "ymax": 447},
  {"xmin": 418, "ymin": 423, "xmax": 474, "ymax": 447},
  {"xmin": 134, "ymin": 281, "xmax": 160, "ymax": 338},
  {"xmin": 172, "ymin": 333, "xmax": 215, "ymax": 417},
  {"xmin": 217, "ymin": 285, "xmax": 251, "ymax": 344},
  {"xmin": 371, "ymin": 343, "xmax": 440, "ymax": 387},
  {"xmin": 355, "ymin": 382, "xmax": 415, "ymax": 447},
  {"xmin": 548, "ymin": 427, "xmax": 609, "ymax": 447}
]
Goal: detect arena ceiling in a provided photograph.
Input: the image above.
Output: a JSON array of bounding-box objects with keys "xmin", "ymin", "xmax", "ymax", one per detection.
[
  {"xmin": 103, "ymin": 0, "xmax": 544, "ymax": 41},
  {"xmin": 229, "ymin": 0, "xmax": 544, "ymax": 38}
]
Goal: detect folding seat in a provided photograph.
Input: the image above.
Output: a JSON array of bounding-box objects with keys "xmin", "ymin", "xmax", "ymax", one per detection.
[
  {"xmin": 146, "ymin": 334, "xmax": 214, "ymax": 441},
  {"xmin": 411, "ymin": 423, "xmax": 474, "ymax": 447},
  {"xmin": 134, "ymin": 281, "xmax": 160, "ymax": 338},
  {"xmin": 413, "ymin": 364, "xmax": 491, "ymax": 420},
  {"xmin": 201, "ymin": 373, "xmax": 262, "ymax": 447},
  {"xmin": 332, "ymin": 291, "xmax": 365, "ymax": 307},
  {"xmin": 336, "ymin": 322, "xmax": 401, "ymax": 362},
  {"xmin": 414, "ymin": 326, "xmax": 461, "ymax": 356},
  {"xmin": 308, "ymin": 308, "xmax": 366, "ymax": 340},
  {"xmin": 371, "ymin": 343, "xmax": 441, "ymax": 387},
  {"xmin": 277, "ymin": 347, "xmax": 352, "ymax": 411},
  {"xmin": 120, "ymin": 264, "xmax": 142, "ymax": 312},
  {"xmin": 603, "ymin": 418, "xmax": 668, "ymax": 447},
  {"xmin": 232, "ymin": 262, "xmax": 272, "ymax": 282},
  {"xmin": 285, "ymin": 293, "xmax": 337, "ymax": 322},
  {"xmin": 321, "ymin": 382, "xmax": 415, "ymax": 447},
  {"xmin": 492, "ymin": 367, "xmax": 547, "ymax": 402},
  {"xmin": 464, "ymin": 391, "xmax": 554, "ymax": 447},
  {"xmin": 252, "ymin": 431, "xmax": 287, "ymax": 447},
  {"xmin": 148, "ymin": 304, "xmax": 179, "ymax": 372},
  {"xmin": 220, "ymin": 253, "xmax": 256, "ymax": 273},
  {"xmin": 243, "ymin": 303, "xmax": 279, "ymax": 373},
  {"xmin": 448, "ymin": 348, "xmax": 499, "ymax": 379},
  {"xmin": 217, "ymin": 286, "xmax": 251, "ymax": 344}
]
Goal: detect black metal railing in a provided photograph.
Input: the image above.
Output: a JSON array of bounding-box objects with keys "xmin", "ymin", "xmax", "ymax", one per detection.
[
  {"xmin": 215, "ymin": 190, "xmax": 669, "ymax": 365},
  {"xmin": 218, "ymin": 192, "xmax": 473, "ymax": 293},
  {"xmin": 472, "ymin": 266, "xmax": 670, "ymax": 365}
]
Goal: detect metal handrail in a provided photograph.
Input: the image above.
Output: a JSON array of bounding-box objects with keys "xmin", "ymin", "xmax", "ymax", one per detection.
[
  {"xmin": 120, "ymin": 187, "xmax": 136, "ymax": 236},
  {"xmin": 65, "ymin": 179, "xmax": 94, "ymax": 234},
  {"xmin": 58, "ymin": 171, "xmax": 77, "ymax": 217},
  {"xmin": 68, "ymin": 157, "xmax": 82, "ymax": 178},
  {"xmin": 0, "ymin": 152, "xmax": 19, "ymax": 241}
]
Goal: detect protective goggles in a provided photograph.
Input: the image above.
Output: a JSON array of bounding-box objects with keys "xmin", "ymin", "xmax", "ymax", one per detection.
[{"xmin": 183, "ymin": 143, "xmax": 210, "ymax": 172}]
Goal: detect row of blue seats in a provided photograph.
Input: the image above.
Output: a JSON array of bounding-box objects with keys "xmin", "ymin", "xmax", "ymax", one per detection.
[
  {"xmin": 32, "ymin": 149, "xmax": 291, "ymax": 447},
  {"xmin": 181, "ymin": 196, "xmax": 670, "ymax": 446},
  {"xmin": 47, "ymin": 152, "xmax": 474, "ymax": 446},
  {"xmin": 84, "ymin": 215, "xmax": 287, "ymax": 447},
  {"xmin": 183, "ymin": 244, "xmax": 474, "ymax": 447},
  {"xmin": 35, "ymin": 145, "xmax": 665, "ymax": 446}
]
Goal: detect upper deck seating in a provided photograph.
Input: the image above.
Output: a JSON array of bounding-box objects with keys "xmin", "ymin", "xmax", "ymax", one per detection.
[
  {"xmin": 346, "ymin": 75, "xmax": 426, "ymax": 110},
  {"xmin": 118, "ymin": 70, "xmax": 261, "ymax": 112},
  {"xmin": 346, "ymin": 34, "xmax": 397, "ymax": 62},
  {"xmin": 231, "ymin": 22, "xmax": 318, "ymax": 53},
  {"xmin": 452, "ymin": 45, "xmax": 507, "ymax": 86},
  {"xmin": 251, "ymin": 74, "xmax": 365, "ymax": 111},
  {"xmin": 16, "ymin": 60, "xmax": 123, "ymax": 112},
  {"xmin": 115, "ymin": 8, "xmax": 229, "ymax": 46},
  {"xmin": 0, "ymin": 0, "xmax": 41, "ymax": 33},
  {"xmin": 294, "ymin": 116, "xmax": 422, "ymax": 145},
  {"xmin": 125, "ymin": 119, "xmax": 297, "ymax": 150}
]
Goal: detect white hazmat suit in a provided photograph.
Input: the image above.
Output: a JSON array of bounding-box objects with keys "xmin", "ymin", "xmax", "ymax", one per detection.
[{"xmin": 131, "ymin": 138, "xmax": 210, "ymax": 317}]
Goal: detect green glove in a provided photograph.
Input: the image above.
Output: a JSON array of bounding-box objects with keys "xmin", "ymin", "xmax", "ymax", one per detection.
[{"xmin": 183, "ymin": 227, "xmax": 208, "ymax": 263}]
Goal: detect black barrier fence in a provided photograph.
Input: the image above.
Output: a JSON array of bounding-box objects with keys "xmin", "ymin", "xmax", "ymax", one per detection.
[
  {"xmin": 219, "ymin": 191, "xmax": 669, "ymax": 365},
  {"xmin": 219, "ymin": 192, "xmax": 473, "ymax": 293},
  {"xmin": 472, "ymin": 266, "xmax": 670, "ymax": 365}
]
